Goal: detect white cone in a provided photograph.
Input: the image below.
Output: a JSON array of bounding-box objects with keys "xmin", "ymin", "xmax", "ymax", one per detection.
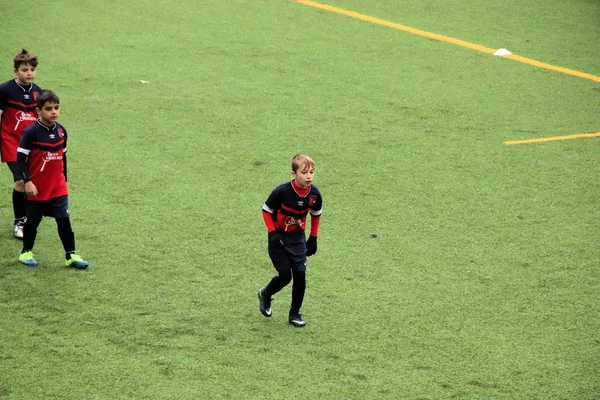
[{"xmin": 494, "ymin": 48, "xmax": 511, "ymax": 56}]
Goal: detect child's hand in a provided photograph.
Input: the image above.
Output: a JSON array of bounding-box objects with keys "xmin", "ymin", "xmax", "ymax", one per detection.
[
  {"xmin": 268, "ymin": 230, "xmax": 285, "ymax": 248},
  {"xmin": 24, "ymin": 181, "xmax": 38, "ymax": 197},
  {"xmin": 306, "ymin": 236, "xmax": 318, "ymax": 256}
]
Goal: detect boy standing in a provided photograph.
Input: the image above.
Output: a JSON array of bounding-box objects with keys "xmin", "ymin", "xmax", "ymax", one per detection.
[
  {"xmin": 14, "ymin": 90, "xmax": 88, "ymax": 269},
  {"xmin": 257, "ymin": 154, "xmax": 322, "ymax": 327},
  {"xmin": 0, "ymin": 49, "xmax": 42, "ymax": 238}
]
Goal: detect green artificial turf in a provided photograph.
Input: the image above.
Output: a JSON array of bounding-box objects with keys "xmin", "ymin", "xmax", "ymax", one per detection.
[{"xmin": 0, "ymin": 0, "xmax": 598, "ymax": 398}]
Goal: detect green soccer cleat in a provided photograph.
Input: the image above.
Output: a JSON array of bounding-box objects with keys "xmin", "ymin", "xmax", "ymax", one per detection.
[
  {"xmin": 19, "ymin": 251, "xmax": 38, "ymax": 267},
  {"xmin": 66, "ymin": 254, "xmax": 89, "ymax": 269}
]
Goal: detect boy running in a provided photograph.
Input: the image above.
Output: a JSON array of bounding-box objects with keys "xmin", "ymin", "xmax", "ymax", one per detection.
[
  {"xmin": 0, "ymin": 49, "xmax": 42, "ymax": 238},
  {"xmin": 14, "ymin": 90, "xmax": 88, "ymax": 269},
  {"xmin": 257, "ymin": 154, "xmax": 323, "ymax": 327}
]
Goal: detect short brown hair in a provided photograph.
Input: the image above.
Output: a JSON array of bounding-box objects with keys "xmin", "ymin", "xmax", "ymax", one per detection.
[
  {"xmin": 13, "ymin": 48, "xmax": 38, "ymax": 69},
  {"xmin": 36, "ymin": 90, "xmax": 60, "ymax": 109},
  {"xmin": 291, "ymin": 153, "xmax": 315, "ymax": 172}
]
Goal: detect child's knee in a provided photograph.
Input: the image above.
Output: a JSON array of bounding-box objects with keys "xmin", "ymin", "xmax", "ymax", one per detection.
[
  {"xmin": 293, "ymin": 270, "xmax": 306, "ymax": 283},
  {"xmin": 277, "ymin": 269, "xmax": 293, "ymax": 284}
]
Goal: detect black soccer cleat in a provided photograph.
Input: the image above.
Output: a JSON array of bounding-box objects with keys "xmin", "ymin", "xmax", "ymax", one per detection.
[
  {"xmin": 288, "ymin": 310, "xmax": 307, "ymax": 328},
  {"xmin": 258, "ymin": 288, "xmax": 272, "ymax": 317}
]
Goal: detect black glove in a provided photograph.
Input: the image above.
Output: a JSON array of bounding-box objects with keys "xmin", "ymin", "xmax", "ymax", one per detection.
[
  {"xmin": 268, "ymin": 230, "xmax": 285, "ymax": 248},
  {"xmin": 306, "ymin": 236, "xmax": 318, "ymax": 257}
]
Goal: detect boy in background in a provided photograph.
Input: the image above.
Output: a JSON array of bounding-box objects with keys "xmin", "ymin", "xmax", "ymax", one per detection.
[
  {"xmin": 0, "ymin": 49, "xmax": 42, "ymax": 238},
  {"xmin": 14, "ymin": 90, "xmax": 88, "ymax": 269},
  {"xmin": 257, "ymin": 154, "xmax": 322, "ymax": 327}
]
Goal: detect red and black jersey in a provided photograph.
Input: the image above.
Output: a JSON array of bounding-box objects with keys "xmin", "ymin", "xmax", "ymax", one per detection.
[
  {"xmin": 262, "ymin": 180, "xmax": 323, "ymax": 238},
  {"xmin": 18, "ymin": 120, "xmax": 68, "ymax": 201},
  {"xmin": 0, "ymin": 79, "xmax": 42, "ymax": 162}
]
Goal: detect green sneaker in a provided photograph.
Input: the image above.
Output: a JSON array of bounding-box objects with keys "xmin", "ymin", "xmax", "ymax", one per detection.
[
  {"xmin": 19, "ymin": 251, "xmax": 38, "ymax": 267},
  {"xmin": 66, "ymin": 254, "xmax": 89, "ymax": 269}
]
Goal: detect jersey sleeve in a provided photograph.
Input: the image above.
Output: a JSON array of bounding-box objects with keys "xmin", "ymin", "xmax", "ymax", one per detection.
[
  {"xmin": 17, "ymin": 126, "xmax": 34, "ymax": 154},
  {"xmin": 15, "ymin": 127, "xmax": 35, "ymax": 181},
  {"xmin": 262, "ymin": 184, "xmax": 285, "ymax": 214},
  {"xmin": 63, "ymin": 125, "xmax": 68, "ymax": 153},
  {"xmin": 59, "ymin": 125, "xmax": 68, "ymax": 178},
  {"xmin": 310, "ymin": 187, "xmax": 323, "ymax": 216},
  {"xmin": 0, "ymin": 83, "xmax": 7, "ymax": 114}
]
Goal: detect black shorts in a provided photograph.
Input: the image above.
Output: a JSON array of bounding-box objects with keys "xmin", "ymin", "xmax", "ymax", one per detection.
[
  {"xmin": 27, "ymin": 195, "xmax": 70, "ymax": 219},
  {"xmin": 7, "ymin": 161, "xmax": 23, "ymax": 182},
  {"xmin": 268, "ymin": 239, "xmax": 307, "ymax": 273}
]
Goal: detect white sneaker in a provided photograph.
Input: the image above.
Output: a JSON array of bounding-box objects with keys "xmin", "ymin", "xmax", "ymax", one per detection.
[{"xmin": 13, "ymin": 218, "xmax": 25, "ymax": 239}]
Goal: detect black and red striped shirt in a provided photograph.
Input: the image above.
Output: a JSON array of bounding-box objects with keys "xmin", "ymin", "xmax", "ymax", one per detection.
[
  {"xmin": 262, "ymin": 180, "xmax": 323, "ymax": 239},
  {"xmin": 0, "ymin": 79, "xmax": 42, "ymax": 162},
  {"xmin": 17, "ymin": 120, "xmax": 68, "ymax": 201}
]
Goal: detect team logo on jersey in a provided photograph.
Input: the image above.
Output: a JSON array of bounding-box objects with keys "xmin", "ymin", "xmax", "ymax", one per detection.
[
  {"xmin": 49, "ymin": 134, "xmax": 55, "ymax": 139},
  {"xmin": 284, "ymin": 216, "xmax": 305, "ymax": 231},
  {"xmin": 298, "ymin": 201, "xmax": 304, "ymax": 207},
  {"xmin": 58, "ymin": 128, "xmax": 64, "ymax": 138},
  {"xmin": 14, "ymin": 111, "xmax": 36, "ymax": 131},
  {"xmin": 40, "ymin": 151, "xmax": 62, "ymax": 172},
  {"xmin": 33, "ymin": 92, "xmax": 38, "ymax": 100},
  {"xmin": 308, "ymin": 195, "xmax": 318, "ymax": 207},
  {"xmin": 24, "ymin": 94, "xmax": 30, "ymax": 100}
]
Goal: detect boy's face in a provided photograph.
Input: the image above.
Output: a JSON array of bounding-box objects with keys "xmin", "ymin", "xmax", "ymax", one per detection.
[
  {"xmin": 37, "ymin": 102, "xmax": 60, "ymax": 126},
  {"xmin": 14, "ymin": 63, "xmax": 37, "ymax": 85},
  {"xmin": 292, "ymin": 163, "xmax": 315, "ymax": 189}
]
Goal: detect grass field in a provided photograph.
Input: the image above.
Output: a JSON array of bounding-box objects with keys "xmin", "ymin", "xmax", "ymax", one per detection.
[{"xmin": 0, "ymin": 1, "xmax": 599, "ymax": 399}]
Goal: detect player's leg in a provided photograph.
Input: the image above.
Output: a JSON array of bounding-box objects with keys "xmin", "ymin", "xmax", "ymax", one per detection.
[
  {"xmin": 258, "ymin": 245, "xmax": 293, "ymax": 317},
  {"xmin": 52, "ymin": 195, "xmax": 88, "ymax": 269},
  {"xmin": 7, "ymin": 162, "xmax": 27, "ymax": 239},
  {"xmin": 19, "ymin": 200, "xmax": 43, "ymax": 267},
  {"xmin": 289, "ymin": 259, "xmax": 307, "ymax": 327}
]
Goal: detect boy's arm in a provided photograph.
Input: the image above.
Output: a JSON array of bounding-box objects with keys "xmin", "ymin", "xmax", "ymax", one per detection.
[
  {"xmin": 262, "ymin": 186, "xmax": 285, "ymax": 247},
  {"xmin": 309, "ymin": 194, "xmax": 323, "ymax": 237},
  {"xmin": 262, "ymin": 209, "xmax": 284, "ymax": 247},
  {"xmin": 62, "ymin": 127, "xmax": 68, "ymax": 181},
  {"xmin": 306, "ymin": 217, "xmax": 319, "ymax": 256},
  {"xmin": 261, "ymin": 210, "xmax": 276, "ymax": 232},
  {"xmin": 15, "ymin": 129, "xmax": 33, "ymax": 182},
  {"xmin": 16, "ymin": 149, "xmax": 37, "ymax": 197},
  {"xmin": 262, "ymin": 185, "xmax": 284, "ymax": 232},
  {"xmin": 306, "ymin": 196, "xmax": 323, "ymax": 256},
  {"xmin": 14, "ymin": 151, "xmax": 30, "ymax": 182},
  {"xmin": 63, "ymin": 154, "xmax": 68, "ymax": 181},
  {"xmin": 0, "ymin": 87, "xmax": 5, "ymax": 118},
  {"xmin": 309, "ymin": 215, "xmax": 321, "ymax": 237}
]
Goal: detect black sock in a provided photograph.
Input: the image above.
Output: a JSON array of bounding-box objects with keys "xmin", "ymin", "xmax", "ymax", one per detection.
[
  {"xmin": 13, "ymin": 190, "xmax": 27, "ymax": 222},
  {"xmin": 23, "ymin": 211, "xmax": 43, "ymax": 251},
  {"xmin": 56, "ymin": 217, "xmax": 75, "ymax": 258},
  {"xmin": 291, "ymin": 270, "xmax": 306, "ymax": 311}
]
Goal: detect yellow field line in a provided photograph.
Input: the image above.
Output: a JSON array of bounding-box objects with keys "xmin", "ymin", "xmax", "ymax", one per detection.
[
  {"xmin": 295, "ymin": 0, "xmax": 600, "ymax": 83},
  {"xmin": 503, "ymin": 54, "xmax": 600, "ymax": 82},
  {"xmin": 505, "ymin": 132, "xmax": 600, "ymax": 145}
]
